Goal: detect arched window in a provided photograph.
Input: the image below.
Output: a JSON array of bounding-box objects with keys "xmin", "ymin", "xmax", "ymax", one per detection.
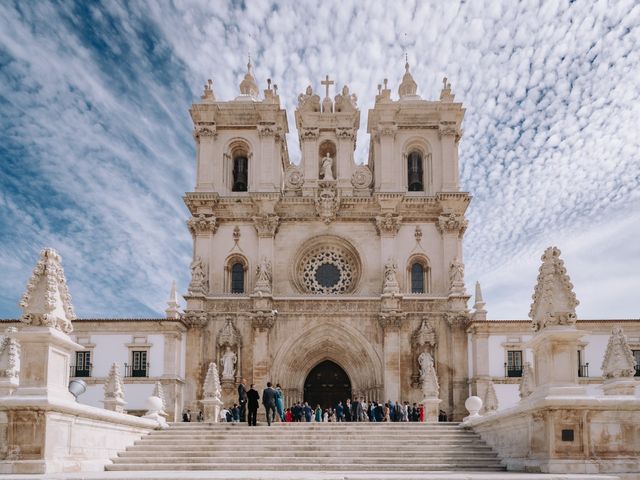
[
  {"xmin": 407, "ymin": 151, "xmax": 423, "ymax": 191},
  {"xmin": 232, "ymin": 155, "xmax": 248, "ymax": 192},
  {"xmin": 407, "ymin": 255, "xmax": 431, "ymax": 294},
  {"xmin": 411, "ymin": 263, "xmax": 425, "ymax": 293},
  {"xmin": 231, "ymin": 262, "xmax": 245, "ymax": 293}
]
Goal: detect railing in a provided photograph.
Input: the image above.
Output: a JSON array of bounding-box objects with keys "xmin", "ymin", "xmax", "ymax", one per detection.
[
  {"xmin": 578, "ymin": 363, "xmax": 589, "ymax": 378},
  {"xmin": 69, "ymin": 364, "xmax": 92, "ymax": 378},
  {"xmin": 635, "ymin": 365, "xmax": 640, "ymax": 377},
  {"xmin": 124, "ymin": 363, "xmax": 149, "ymax": 378},
  {"xmin": 504, "ymin": 363, "xmax": 523, "ymax": 377}
]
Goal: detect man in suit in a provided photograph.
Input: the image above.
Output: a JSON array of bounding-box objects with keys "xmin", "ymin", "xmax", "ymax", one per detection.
[
  {"xmin": 262, "ymin": 381, "xmax": 277, "ymax": 426},
  {"xmin": 335, "ymin": 401, "xmax": 344, "ymax": 422},
  {"xmin": 238, "ymin": 378, "xmax": 248, "ymax": 423},
  {"xmin": 302, "ymin": 401, "xmax": 313, "ymax": 422},
  {"xmin": 247, "ymin": 383, "xmax": 260, "ymax": 426}
]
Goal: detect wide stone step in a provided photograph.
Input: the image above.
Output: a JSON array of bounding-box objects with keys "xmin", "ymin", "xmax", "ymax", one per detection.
[
  {"xmin": 116, "ymin": 451, "xmax": 499, "ymax": 459},
  {"xmin": 106, "ymin": 462, "xmax": 506, "ymax": 472},
  {"xmin": 143, "ymin": 432, "xmax": 480, "ymax": 438},
  {"xmin": 113, "ymin": 454, "xmax": 501, "ymax": 463},
  {"xmin": 123, "ymin": 445, "xmax": 495, "ymax": 454}
]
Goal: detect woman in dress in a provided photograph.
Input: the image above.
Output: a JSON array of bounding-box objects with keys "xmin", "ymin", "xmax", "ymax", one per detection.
[
  {"xmin": 315, "ymin": 405, "xmax": 322, "ymax": 422},
  {"xmin": 275, "ymin": 383, "xmax": 285, "ymax": 422}
]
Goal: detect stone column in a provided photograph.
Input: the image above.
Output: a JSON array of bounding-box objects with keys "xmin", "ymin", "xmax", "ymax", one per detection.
[
  {"xmin": 187, "ymin": 214, "xmax": 217, "ymax": 295},
  {"xmin": 378, "ymin": 124, "xmax": 397, "ymax": 192},
  {"xmin": 252, "ymin": 214, "xmax": 279, "ymax": 288},
  {"xmin": 379, "ymin": 311, "xmax": 404, "ymax": 403},
  {"xmin": 250, "ymin": 310, "xmax": 276, "ymax": 391},
  {"xmin": 182, "ymin": 311, "xmax": 208, "ymax": 409},
  {"xmin": 440, "ymin": 126, "xmax": 458, "ymax": 191},
  {"xmin": 193, "ymin": 125, "xmax": 217, "ymax": 191},
  {"xmin": 469, "ymin": 329, "xmax": 491, "ymax": 398},
  {"xmin": 336, "ymin": 127, "xmax": 355, "ymax": 194},
  {"xmin": 301, "ymin": 128, "xmax": 319, "ymax": 197},
  {"xmin": 447, "ymin": 313, "xmax": 470, "ymax": 421}
]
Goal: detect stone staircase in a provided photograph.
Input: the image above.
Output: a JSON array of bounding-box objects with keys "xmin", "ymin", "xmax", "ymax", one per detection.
[{"xmin": 106, "ymin": 421, "xmax": 505, "ymax": 472}]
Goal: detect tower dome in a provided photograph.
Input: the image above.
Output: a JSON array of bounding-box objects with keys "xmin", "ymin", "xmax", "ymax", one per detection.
[{"xmin": 398, "ymin": 61, "xmax": 418, "ymax": 99}]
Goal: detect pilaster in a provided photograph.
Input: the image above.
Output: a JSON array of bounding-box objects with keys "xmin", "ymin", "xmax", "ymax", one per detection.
[{"xmin": 378, "ymin": 311, "xmax": 405, "ymax": 402}]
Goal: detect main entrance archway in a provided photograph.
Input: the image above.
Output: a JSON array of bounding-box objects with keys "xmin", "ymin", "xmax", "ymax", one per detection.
[{"xmin": 304, "ymin": 360, "xmax": 352, "ymax": 409}]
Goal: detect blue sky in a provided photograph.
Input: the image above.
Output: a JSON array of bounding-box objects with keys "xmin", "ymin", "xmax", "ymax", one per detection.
[{"xmin": 1, "ymin": 0, "xmax": 639, "ymax": 319}]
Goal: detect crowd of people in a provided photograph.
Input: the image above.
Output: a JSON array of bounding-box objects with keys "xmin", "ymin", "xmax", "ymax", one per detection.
[{"xmin": 182, "ymin": 378, "xmax": 447, "ymax": 424}]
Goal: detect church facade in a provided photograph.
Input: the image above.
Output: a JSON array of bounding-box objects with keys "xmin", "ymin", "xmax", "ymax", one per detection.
[{"xmin": 182, "ymin": 61, "xmax": 474, "ymax": 421}]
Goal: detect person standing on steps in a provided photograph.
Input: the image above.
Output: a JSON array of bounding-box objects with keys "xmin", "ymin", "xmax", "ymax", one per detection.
[
  {"xmin": 262, "ymin": 382, "xmax": 277, "ymax": 426},
  {"xmin": 275, "ymin": 383, "xmax": 285, "ymax": 422},
  {"xmin": 238, "ymin": 378, "xmax": 248, "ymax": 423},
  {"xmin": 247, "ymin": 383, "xmax": 260, "ymax": 426}
]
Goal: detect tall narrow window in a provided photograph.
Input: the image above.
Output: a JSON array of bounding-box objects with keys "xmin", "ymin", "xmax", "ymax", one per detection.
[
  {"xmin": 411, "ymin": 263, "xmax": 425, "ymax": 293},
  {"xmin": 407, "ymin": 151, "xmax": 423, "ymax": 191},
  {"xmin": 232, "ymin": 155, "xmax": 248, "ymax": 192},
  {"xmin": 130, "ymin": 351, "xmax": 148, "ymax": 377},
  {"xmin": 74, "ymin": 351, "xmax": 92, "ymax": 377},
  {"xmin": 231, "ymin": 262, "xmax": 245, "ymax": 293}
]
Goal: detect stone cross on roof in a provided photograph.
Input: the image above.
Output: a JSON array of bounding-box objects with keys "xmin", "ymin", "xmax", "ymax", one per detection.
[{"xmin": 321, "ymin": 74, "xmax": 334, "ymax": 99}]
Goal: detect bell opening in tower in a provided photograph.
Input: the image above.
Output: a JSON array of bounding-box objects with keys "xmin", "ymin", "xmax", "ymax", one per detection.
[
  {"xmin": 407, "ymin": 151, "xmax": 424, "ymax": 191},
  {"xmin": 232, "ymin": 155, "xmax": 248, "ymax": 192}
]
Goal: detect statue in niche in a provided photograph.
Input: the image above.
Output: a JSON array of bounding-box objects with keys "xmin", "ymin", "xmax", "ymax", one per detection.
[
  {"xmin": 418, "ymin": 351, "xmax": 439, "ymax": 398},
  {"xmin": 449, "ymin": 257, "xmax": 464, "ymax": 285},
  {"xmin": 254, "ymin": 257, "xmax": 272, "ymax": 294},
  {"xmin": 221, "ymin": 347, "xmax": 237, "ymax": 380},
  {"xmin": 189, "ymin": 256, "xmax": 208, "ymax": 294},
  {"xmin": 382, "ymin": 257, "xmax": 399, "ymax": 294},
  {"xmin": 320, "ymin": 153, "xmax": 334, "ymax": 181}
]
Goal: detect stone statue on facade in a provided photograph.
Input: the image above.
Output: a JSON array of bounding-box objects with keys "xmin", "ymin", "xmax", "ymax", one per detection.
[
  {"xmin": 320, "ymin": 154, "xmax": 334, "ymax": 181},
  {"xmin": 519, "ymin": 362, "xmax": 535, "ymax": 399},
  {"xmin": 483, "ymin": 381, "xmax": 499, "ymax": 414},
  {"xmin": 382, "ymin": 258, "xmax": 400, "ymax": 294},
  {"xmin": 189, "ymin": 256, "xmax": 208, "ymax": 295},
  {"xmin": 334, "ymin": 84, "xmax": 358, "ymax": 112},
  {"xmin": 253, "ymin": 257, "xmax": 272, "ymax": 294},
  {"xmin": 448, "ymin": 257, "xmax": 466, "ymax": 295},
  {"xmin": 297, "ymin": 85, "xmax": 320, "ymax": 112},
  {"xmin": 418, "ymin": 352, "xmax": 439, "ymax": 398},
  {"xmin": 221, "ymin": 347, "xmax": 237, "ymax": 380}
]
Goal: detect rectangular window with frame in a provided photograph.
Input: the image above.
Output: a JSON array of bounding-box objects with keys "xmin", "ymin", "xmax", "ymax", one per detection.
[
  {"xmin": 131, "ymin": 350, "xmax": 148, "ymax": 377},
  {"xmin": 506, "ymin": 350, "xmax": 523, "ymax": 377},
  {"xmin": 633, "ymin": 350, "xmax": 640, "ymax": 377},
  {"xmin": 74, "ymin": 351, "xmax": 92, "ymax": 377}
]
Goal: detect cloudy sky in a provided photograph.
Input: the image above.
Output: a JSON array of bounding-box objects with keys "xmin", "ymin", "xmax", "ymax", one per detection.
[{"xmin": 1, "ymin": 0, "xmax": 638, "ymax": 320}]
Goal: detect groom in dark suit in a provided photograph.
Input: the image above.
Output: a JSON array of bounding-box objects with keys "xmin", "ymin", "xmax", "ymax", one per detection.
[
  {"xmin": 247, "ymin": 383, "xmax": 260, "ymax": 426},
  {"xmin": 262, "ymin": 382, "xmax": 277, "ymax": 426},
  {"xmin": 238, "ymin": 378, "xmax": 248, "ymax": 423}
]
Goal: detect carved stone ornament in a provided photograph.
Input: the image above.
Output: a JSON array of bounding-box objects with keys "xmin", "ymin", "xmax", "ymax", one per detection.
[
  {"xmin": 335, "ymin": 127, "xmax": 355, "ymax": 139},
  {"xmin": 300, "ymin": 127, "xmax": 320, "ymax": 140},
  {"xmin": 252, "ymin": 214, "xmax": 280, "ymax": 237},
  {"xmin": 334, "ymin": 85, "xmax": 358, "ymax": 113},
  {"xmin": 601, "ymin": 327, "xmax": 636, "ymax": 379},
  {"xmin": 444, "ymin": 312, "xmax": 469, "ymax": 328},
  {"xmin": 187, "ymin": 213, "xmax": 218, "ymax": 235},
  {"xmin": 217, "ymin": 317, "xmax": 242, "ymax": 381},
  {"xmin": 253, "ymin": 257, "xmax": 273, "ymax": 295},
  {"xmin": 378, "ymin": 312, "xmax": 405, "ymax": 331},
  {"xmin": 285, "ymin": 166, "xmax": 305, "ymax": 190},
  {"xmin": 297, "ymin": 86, "xmax": 321, "ymax": 113},
  {"xmin": 19, "ymin": 248, "xmax": 76, "ymax": 334},
  {"xmin": 418, "ymin": 352, "xmax": 439, "ymax": 398},
  {"xmin": 375, "ymin": 213, "xmax": 402, "ymax": 236},
  {"xmin": 382, "ymin": 257, "xmax": 400, "ymax": 294},
  {"xmin": 203, "ymin": 362, "xmax": 222, "ymax": 400},
  {"xmin": 529, "ymin": 246, "xmax": 579, "ymax": 332},
  {"xmin": 412, "ymin": 319, "xmax": 436, "ymax": 350},
  {"xmin": 297, "ymin": 243, "xmax": 358, "ymax": 294},
  {"xmin": 519, "ymin": 362, "xmax": 535, "ymax": 399},
  {"xmin": 257, "ymin": 123, "xmax": 279, "ymax": 137},
  {"xmin": 183, "ymin": 310, "xmax": 208, "ymax": 329},
  {"xmin": 414, "ymin": 226, "xmax": 423, "ymax": 242},
  {"xmin": 188, "ymin": 256, "xmax": 209, "ymax": 295},
  {"xmin": 193, "ymin": 123, "xmax": 217, "ymax": 140},
  {"xmin": 378, "ymin": 123, "xmax": 397, "ymax": 137},
  {"xmin": 233, "ymin": 226, "xmax": 241, "ymax": 244},
  {"xmin": 200, "ymin": 79, "xmax": 216, "ymax": 102},
  {"xmin": 251, "ymin": 310, "xmax": 276, "ymax": 331},
  {"xmin": 351, "ymin": 165, "xmax": 373, "ymax": 189},
  {"xmin": 315, "ymin": 182, "xmax": 339, "ymax": 224},
  {"xmin": 0, "ymin": 327, "xmax": 20, "ymax": 381},
  {"xmin": 437, "ymin": 213, "xmax": 468, "ymax": 235},
  {"xmin": 483, "ymin": 381, "xmax": 499, "ymax": 414}
]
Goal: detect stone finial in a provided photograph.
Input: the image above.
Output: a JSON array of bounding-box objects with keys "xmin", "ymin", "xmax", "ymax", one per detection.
[
  {"xmin": 152, "ymin": 381, "xmax": 166, "ymax": 411},
  {"xmin": 529, "ymin": 247, "xmax": 579, "ymax": 331},
  {"xmin": 472, "ymin": 281, "xmax": 487, "ymax": 320},
  {"xmin": 483, "ymin": 381, "xmax": 498, "ymax": 414},
  {"xmin": 203, "ymin": 362, "xmax": 222, "ymax": 400},
  {"xmin": 239, "ymin": 57, "xmax": 259, "ymax": 98},
  {"xmin": 165, "ymin": 281, "xmax": 180, "ymax": 319},
  {"xmin": 602, "ymin": 327, "xmax": 636, "ymax": 379},
  {"xmin": 19, "ymin": 248, "xmax": 76, "ymax": 334},
  {"xmin": 398, "ymin": 61, "xmax": 418, "ymax": 98},
  {"xmin": 103, "ymin": 363, "xmax": 126, "ymax": 413},
  {"xmin": 440, "ymin": 77, "xmax": 454, "ymax": 102},
  {"xmin": 200, "ymin": 79, "xmax": 215, "ymax": 103},
  {"xmin": 519, "ymin": 362, "xmax": 535, "ymax": 399}
]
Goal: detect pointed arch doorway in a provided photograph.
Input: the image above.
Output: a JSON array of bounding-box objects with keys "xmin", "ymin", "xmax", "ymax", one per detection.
[{"xmin": 303, "ymin": 360, "xmax": 352, "ymax": 409}]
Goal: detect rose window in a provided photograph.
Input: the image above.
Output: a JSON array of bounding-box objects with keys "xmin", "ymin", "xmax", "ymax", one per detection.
[{"xmin": 299, "ymin": 245, "xmax": 357, "ymax": 294}]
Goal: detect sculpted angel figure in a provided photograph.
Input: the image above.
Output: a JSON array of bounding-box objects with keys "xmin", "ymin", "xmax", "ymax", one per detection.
[
  {"xmin": 221, "ymin": 347, "xmax": 237, "ymax": 380},
  {"xmin": 320, "ymin": 154, "xmax": 334, "ymax": 181}
]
